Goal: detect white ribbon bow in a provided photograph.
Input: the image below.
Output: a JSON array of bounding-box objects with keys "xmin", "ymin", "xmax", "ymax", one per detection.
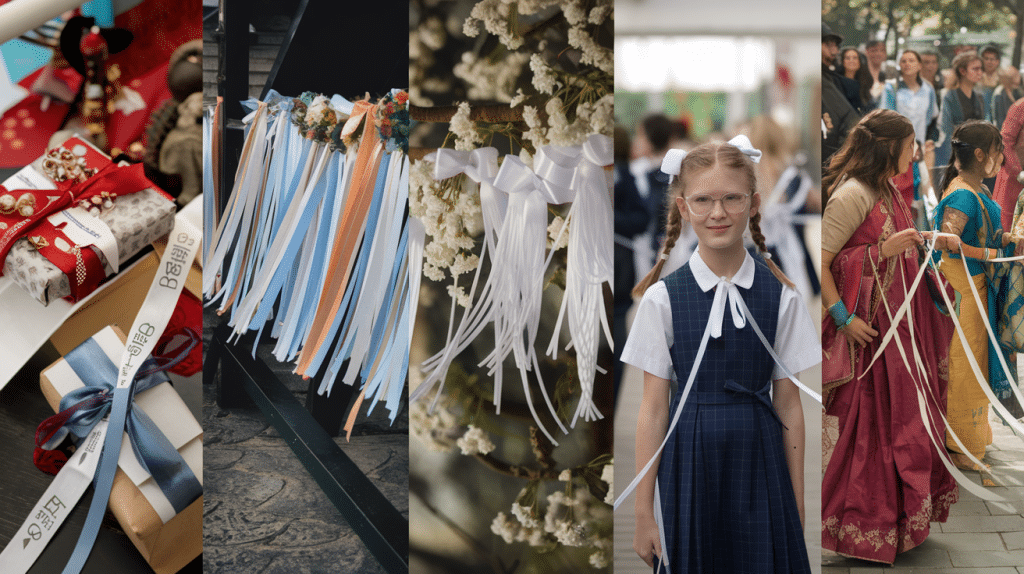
[
  {"xmin": 710, "ymin": 277, "xmax": 747, "ymax": 339},
  {"xmin": 660, "ymin": 134, "xmax": 763, "ymax": 180}
]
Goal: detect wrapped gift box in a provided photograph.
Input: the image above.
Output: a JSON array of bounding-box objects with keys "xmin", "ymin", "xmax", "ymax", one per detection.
[
  {"xmin": 1, "ymin": 136, "xmax": 176, "ymax": 305},
  {"xmin": 40, "ymin": 326, "xmax": 202, "ymax": 574}
]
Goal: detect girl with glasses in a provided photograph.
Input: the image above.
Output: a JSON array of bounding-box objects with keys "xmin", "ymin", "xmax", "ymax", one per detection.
[{"xmin": 622, "ymin": 137, "xmax": 818, "ymax": 572}]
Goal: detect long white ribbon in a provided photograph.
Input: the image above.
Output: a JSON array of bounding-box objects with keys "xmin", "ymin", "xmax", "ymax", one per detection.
[
  {"xmin": 874, "ymin": 257, "xmax": 1004, "ymax": 500},
  {"xmin": 538, "ymin": 135, "xmax": 615, "ymax": 427}
]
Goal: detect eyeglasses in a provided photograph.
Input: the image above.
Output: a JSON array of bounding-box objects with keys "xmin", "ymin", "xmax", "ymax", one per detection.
[{"xmin": 684, "ymin": 192, "xmax": 751, "ymax": 216}]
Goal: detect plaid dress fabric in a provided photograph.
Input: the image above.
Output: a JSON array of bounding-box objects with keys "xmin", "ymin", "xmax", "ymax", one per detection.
[{"xmin": 658, "ymin": 261, "xmax": 810, "ymax": 573}]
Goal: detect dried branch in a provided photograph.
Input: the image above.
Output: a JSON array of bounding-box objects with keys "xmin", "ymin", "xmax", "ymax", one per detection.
[{"xmin": 411, "ymin": 104, "xmax": 528, "ymax": 123}]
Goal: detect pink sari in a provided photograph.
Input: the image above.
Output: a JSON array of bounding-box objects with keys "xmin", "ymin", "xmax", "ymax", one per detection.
[{"xmin": 822, "ymin": 188, "xmax": 957, "ymax": 564}]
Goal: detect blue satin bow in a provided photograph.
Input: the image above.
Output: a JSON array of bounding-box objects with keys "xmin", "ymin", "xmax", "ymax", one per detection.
[{"xmin": 42, "ymin": 334, "xmax": 203, "ymax": 514}]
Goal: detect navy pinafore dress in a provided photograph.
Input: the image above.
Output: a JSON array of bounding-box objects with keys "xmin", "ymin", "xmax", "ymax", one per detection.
[{"xmin": 657, "ymin": 261, "xmax": 810, "ymax": 573}]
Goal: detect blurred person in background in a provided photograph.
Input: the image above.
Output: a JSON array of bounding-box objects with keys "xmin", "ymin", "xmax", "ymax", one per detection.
[
  {"xmin": 865, "ymin": 39, "xmax": 888, "ymax": 107},
  {"xmin": 881, "ymin": 50, "xmax": 938, "ymax": 148},
  {"xmin": 838, "ymin": 47, "xmax": 871, "ymax": 112},
  {"xmin": 631, "ymin": 114, "xmax": 676, "ymax": 275},
  {"xmin": 614, "ymin": 125, "xmax": 651, "ymax": 399},
  {"xmin": 935, "ymin": 51, "xmax": 986, "ymax": 191},
  {"xmin": 749, "ymin": 115, "xmax": 821, "ymax": 297},
  {"xmin": 922, "ymin": 51, "xmax": 944, "ymax": 89},
  {"xmin": 980, "ymin": 45, "xmax": 1003, "ymax": 119},
  {"xmin": 994, "ymin": 99, "xmax": 1024, "ymax": 230},
  {"xmin": 992, "ymin": 66, "xmax": 1023, "ymax": 129},
  {"xmin": 823, "ymin": 24, "xmax": 861, "ymax": 174}
]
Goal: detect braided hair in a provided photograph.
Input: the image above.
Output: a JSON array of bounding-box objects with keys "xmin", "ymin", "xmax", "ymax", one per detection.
[{"xmin": 631, "ymin": 141, "xmax": 794, "ymax": 298}]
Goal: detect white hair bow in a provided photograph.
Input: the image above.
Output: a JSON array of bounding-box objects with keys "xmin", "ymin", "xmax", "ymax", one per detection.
[{"xmin": 660, "ymin": 134, "xmax": 763, "ymax": 178}]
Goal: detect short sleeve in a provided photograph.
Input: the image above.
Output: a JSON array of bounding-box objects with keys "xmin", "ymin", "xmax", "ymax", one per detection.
[
  {"xmin": 771, "ymin": 286, "xmax": 822, "ymax": 381},
  {"xmin": 621, "ymin": 281, "xmax": 674, "ymax": 380},
  {"xmin": 822, "ymin": 180, "xmax": 878, "ymax": 253}
]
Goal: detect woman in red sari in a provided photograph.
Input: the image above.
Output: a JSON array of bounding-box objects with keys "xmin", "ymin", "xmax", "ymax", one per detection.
[{"xmin": 821, "ymin": 109, "xmax": 957, "ymax": 563}]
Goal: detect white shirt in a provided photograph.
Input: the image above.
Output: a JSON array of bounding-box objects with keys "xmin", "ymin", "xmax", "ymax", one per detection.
[{"xmin": 621, "ymin": 249, "xmax": 821, "ymax": 382}]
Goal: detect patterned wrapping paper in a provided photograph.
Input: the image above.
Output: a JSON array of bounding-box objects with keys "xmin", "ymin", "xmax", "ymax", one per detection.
[{"xmin": 0, "ymin": 151, "xmax": 176, "ymax": 305}]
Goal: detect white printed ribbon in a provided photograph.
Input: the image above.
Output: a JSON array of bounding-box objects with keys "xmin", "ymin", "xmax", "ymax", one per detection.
[
  {"xmin": 9, "ymin": 217, "xmax": 201, "ymax": 574},
  {"xmin": 0, "ymin": 420, "xmax": 108, "ymax": 574}
]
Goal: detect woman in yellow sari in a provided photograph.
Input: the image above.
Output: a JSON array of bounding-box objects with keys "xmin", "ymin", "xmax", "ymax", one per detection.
[{"xmin": 933, "ymin": 120, "xmax": 1011, "ymax": 469}]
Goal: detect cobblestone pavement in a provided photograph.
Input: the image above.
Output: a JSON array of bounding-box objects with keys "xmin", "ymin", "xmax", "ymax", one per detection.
[
  {"xmin": 202, "ymin": 311, "xmax": 409, "ymax": 574},
  {"xmin": 823, "ymin": 404, "xmax": 1024, "ymax": 574}
]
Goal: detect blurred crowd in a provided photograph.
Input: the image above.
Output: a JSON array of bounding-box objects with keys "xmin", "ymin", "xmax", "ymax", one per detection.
[{"xmin": 821, "ymin": 22, "xmax": 1024, "ymax": 227}]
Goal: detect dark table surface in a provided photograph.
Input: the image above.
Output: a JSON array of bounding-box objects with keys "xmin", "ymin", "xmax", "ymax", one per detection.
[{"xmin": 0, "ymin": 341, "xmax": 202, "ymax": 574}]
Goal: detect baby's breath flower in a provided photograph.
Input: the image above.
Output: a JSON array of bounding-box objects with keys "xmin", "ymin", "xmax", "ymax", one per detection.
[{"xmin": 456, "ymin": 424, "xmax": 496, "ymax": 455}]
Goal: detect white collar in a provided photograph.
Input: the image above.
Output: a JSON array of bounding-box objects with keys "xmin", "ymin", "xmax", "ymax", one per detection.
[{"xmin": 688, "ymin": 247, "xmax": 756, "ymax": 292}]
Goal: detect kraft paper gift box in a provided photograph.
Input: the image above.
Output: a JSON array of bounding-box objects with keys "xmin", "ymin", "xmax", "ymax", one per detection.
[
  {"xmin": 1, "ymin": 136, "xmax": 176, "ymax": 305},
  {"xmin": 39, "ymin": 326, "xmax": 202, "ymax": 574}
]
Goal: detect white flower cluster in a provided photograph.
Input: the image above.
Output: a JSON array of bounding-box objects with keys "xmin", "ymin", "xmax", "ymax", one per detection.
[
  {"xmin": 454, "ymin": 51, "xmax": 530, "ymax": 102},
  {"xmin": 456, "ymin": 424, "xmax": 496, "ymax": 455},
  {"xmin": 463, "ymin": 0, "xmax": 522, "ymax": 49},
  {"xmin": 450, "ymin": 102, "xmax": 484, "ymax": 151},
  {"xmin": 410, "ymin": 400, "xmax": 459, "ymax": 452},
  {"xmin": 306, "ymin": 95, "xmax": 332, "ymax": 124},
  {"xmin": 463, "ymin": 0, "xmax": 564, "ymax": 49},
  {"xmin": 580, "ymin": 94, "xmax": 615, "ymax": 137},
  {"xmin": 529, "ymin": 53, "xmax": 559, "ymax": 95},
  {"xmin": 490, "ymin": 484, "xmax": 612, "ymax": 562},
  {"xmin": 419, "ymin": 16, "xmax": 447, "ymax": 51},
  {"xmin": 409, "ymin": 158, "xmax": 484, "ymax": 291},
  {"xmin": 509, "ymin": 88, "xmax": 526, "ymax": 108},
  {"xmin": 567, "ymin": 26, "xmax": 613, "ymax": 75},
  {"xmin": 547, "ymin": 216, "xmax": 568, "ymax": 250}
]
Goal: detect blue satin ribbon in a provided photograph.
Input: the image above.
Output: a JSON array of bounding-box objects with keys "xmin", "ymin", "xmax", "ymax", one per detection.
[{"xmin": 49, "ymin": 336, "xmax": 203, "ymax": 515}]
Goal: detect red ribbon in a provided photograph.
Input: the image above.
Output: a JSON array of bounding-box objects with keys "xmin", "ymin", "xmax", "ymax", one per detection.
[{"xmin": 0, "ymin": 161, "xmax": 154, "ymax": 300}]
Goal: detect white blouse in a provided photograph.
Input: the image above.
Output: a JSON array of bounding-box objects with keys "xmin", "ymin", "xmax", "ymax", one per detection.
[{"xmin": 621, "ymin": 249, "xmax": 821, "ymax": 382}]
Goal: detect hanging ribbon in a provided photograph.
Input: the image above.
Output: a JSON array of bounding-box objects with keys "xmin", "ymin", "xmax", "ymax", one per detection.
[
  {"xmin": 535, "ymin": 134, "xmax": 615, "ymax": 427},
  {"xmin": 296, "ymin": 99, "xmax": 386, "ymax": 375},
  {"xmin": 868, "ymin": 251, "xmax": 1006, "ymax": 500},
  {"xmin": 413, "ymin": 147, "xmax": 504, "ymax": 407},
  {"xmin": 203, "ymin": 90, "xmax": 410, "ymax": 431}
]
